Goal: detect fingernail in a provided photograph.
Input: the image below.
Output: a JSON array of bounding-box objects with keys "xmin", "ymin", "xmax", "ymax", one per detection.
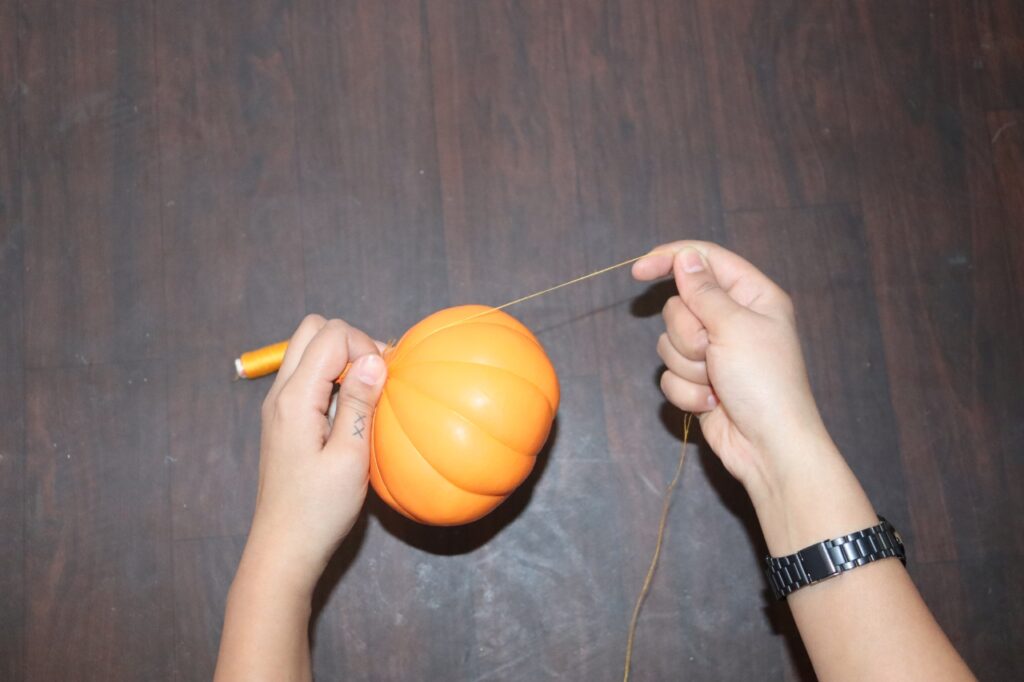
[
  {"xmin": 355, "ymin": 354, "xmax": 385, "ymax": 384},
  {"xmin": 707, "ymin": 392, "xmax": 718, "ymax": 408},
  {"xmin": 679, "ymin": 248, "xmax": 705, "ymax": 274}
]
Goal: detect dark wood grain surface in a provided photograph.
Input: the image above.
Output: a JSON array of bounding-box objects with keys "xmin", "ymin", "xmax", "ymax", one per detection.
[
  {"xmin": 24, "ymin": 364, "xmax": 175, "ymax": 679},
  {"xmin": 697, "ymin": 0, "xmax": 857, "ymax": 210},
  {"xmin": 0, "ymin": 1, "xmax": 22, "ymax": 676},
  {"xmin": 840, "ymin": 0, "xmax": 1024, "ymax": 565},
  {"xmin": 20, "ymin": 0, "xmax": 164, "ymax": 368},
  {"xmin": 2, "ymin": 1, "xmax": 1022, "ymax": 680}
]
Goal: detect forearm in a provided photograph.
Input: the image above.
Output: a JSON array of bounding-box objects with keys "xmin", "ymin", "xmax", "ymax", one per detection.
[
  {"xmin": 213, "ymin": 318, "xmax": 385, "ymax": 681},
  {"xmin": 214, "ymin": 542, "xmax": 316, "ymax": 682},
  {"xmin": 753, "ymin": 438, "xmax": 974, "ymax": 682}
]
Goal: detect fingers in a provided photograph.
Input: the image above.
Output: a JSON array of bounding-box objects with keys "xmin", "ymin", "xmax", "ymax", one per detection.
[
  {"xmin": 662, "ymin": 297, "xmax": 709, "ymax": 361},
  {"xmin": 660, "ymin": 371, "xmax": 718, "ymax": 413},
  {"xmin": 275, "ymin": 320, "xmax": 380, "ymax": 439},
  {"xmin": 265, "ymin": 314, "xmax": 327, "ymax": 407},
  {"xmin": 657, "ymin": 332, "xmax": 708, "ymax": 385},
  {"xmin": 633, "ymin": 240, "xmax": 791, "ymax": 318},
  {"xmin": 672, "ymin": 248, "xmax": 745, "ymax": 334},
  {"xmin": 326, "ymin": 353, "xmax": 387, "ymax": 460},
  {"xmin": 632, "ymin": 244, "xmax": 685, "ymax": 281},
  {"xmin": 658, "ymin": 314, "xmax": 714, "ymax": 410},
  {"xmin": 633, "ymin": 240, "xmax": 762, "ymax": 289}
]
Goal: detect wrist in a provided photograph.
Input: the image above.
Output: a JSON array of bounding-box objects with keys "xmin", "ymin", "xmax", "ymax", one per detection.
[
  {"xmin": 227, "ymin": 562, "xmax": 313, "ymax": 615},
  {"xmin": 749, "ymin": 437, "xmax": 878, "ymax": 556},
  {"xmin": 738, "ymin": 427, "xmax": 837, "ymax": 510},
  {"xmin": 233, "ymin": 526, "xmax": 323, "ymax": 604}
]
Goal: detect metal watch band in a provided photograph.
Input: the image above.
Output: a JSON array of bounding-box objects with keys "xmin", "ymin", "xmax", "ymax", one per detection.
[{"xmin": 764, "ymin": 516, "xmax": 906, "ymax": 600}]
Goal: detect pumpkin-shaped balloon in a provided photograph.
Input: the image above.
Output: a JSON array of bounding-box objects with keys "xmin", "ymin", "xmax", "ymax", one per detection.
[{"xmin": 369, "ymin": 305, "xmax": 559, "ymax": 525}]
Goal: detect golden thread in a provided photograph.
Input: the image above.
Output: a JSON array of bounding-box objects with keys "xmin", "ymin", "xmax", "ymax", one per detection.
[
  {"xmin": 623, "ymin": 412, "xmax": 694, "ymax": 682},
  {"xmin": 458, "ymin": 251, "xmax": 671, "ymax": 325},
  {"xmin": 235, "ymin": 251, "xmax": 672, "ymax": 378}
]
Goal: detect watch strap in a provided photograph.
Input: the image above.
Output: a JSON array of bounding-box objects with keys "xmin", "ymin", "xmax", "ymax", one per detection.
[{"xmin": 764, "ymin": 516, "xmax": 906, "ymax": 600}]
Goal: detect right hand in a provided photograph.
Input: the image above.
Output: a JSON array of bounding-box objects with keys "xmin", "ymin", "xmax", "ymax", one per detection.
[{"xmin": 633, "ymin": 242, "xmax": 834, "ymax": 505}]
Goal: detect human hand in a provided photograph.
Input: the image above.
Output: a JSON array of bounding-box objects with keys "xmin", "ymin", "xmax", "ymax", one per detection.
[
  {"xmin": 634, "ymin": 244, "xmax": 973, "ymax": 682},
  {"xmin": 238, "ymin": 315, "xmax": 387, "ymax": 597},
  {"xmin": 633, "ymin": 242, "xmax": 834, "ymax": 508}
]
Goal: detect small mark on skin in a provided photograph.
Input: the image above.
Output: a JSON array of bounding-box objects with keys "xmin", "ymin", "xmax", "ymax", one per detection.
[{"xmin": 353, "ymin": 413, "xmax": 366, "ymax": 439}]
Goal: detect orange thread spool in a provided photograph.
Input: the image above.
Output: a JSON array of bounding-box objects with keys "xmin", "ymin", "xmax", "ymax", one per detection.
[
  {"xmin": 235, "ymin": 343, "xmax": 357, "ymax": 383},
  {"xmin": 235, "ymin": 341, "xmax": 290, "ymax": 379}
]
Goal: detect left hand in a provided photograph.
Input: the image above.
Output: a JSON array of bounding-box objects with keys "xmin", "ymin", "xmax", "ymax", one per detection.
[{"xmin": 239, "ymin": 315, "xmax": 388, "ymax": 596}]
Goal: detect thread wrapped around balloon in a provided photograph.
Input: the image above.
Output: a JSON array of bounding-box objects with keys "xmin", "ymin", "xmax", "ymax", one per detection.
[{"xmin": 370, "ymin": 305, "xmax": 559, "ymax": 525}]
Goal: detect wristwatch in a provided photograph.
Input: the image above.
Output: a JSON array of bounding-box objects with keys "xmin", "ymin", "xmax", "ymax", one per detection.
[{"xmin": 764, "ymin": 516, "xmax": 906, "ymax": 600}]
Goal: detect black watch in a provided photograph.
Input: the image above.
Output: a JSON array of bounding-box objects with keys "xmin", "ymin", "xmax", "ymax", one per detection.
[{"xmin": 764, "ymin": 516, "xmax": 906, "ymax": 600}]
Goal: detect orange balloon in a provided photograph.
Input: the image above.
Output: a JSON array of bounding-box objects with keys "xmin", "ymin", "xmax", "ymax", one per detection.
[{"xmin": 369, "ymin": 305, "xmax": 559, "ymax": 526}]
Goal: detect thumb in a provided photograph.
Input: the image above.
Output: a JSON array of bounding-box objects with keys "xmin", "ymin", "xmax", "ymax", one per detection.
[
  {"xmin": 673, "ymin": 247, "xmax": 744, "ymax": 333},
  {"xmin": 326, "ymin": 353, "xmax": 387, "ymax": 457}
]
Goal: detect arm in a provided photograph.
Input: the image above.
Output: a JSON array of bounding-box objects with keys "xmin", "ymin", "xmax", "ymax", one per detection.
[
  {"xmin": 634, "ymin": 243, "xmax": 975, "ymax": 682},
  {"xmin": 214, "ymin": 315, "xmax": 388, "ymax": 682}
]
